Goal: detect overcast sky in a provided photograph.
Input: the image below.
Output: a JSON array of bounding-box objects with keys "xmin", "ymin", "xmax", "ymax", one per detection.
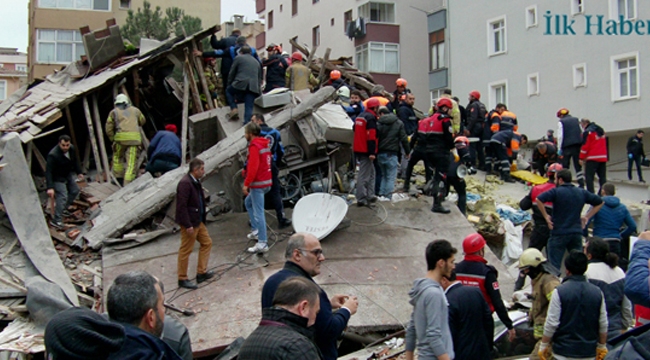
[{"xmin": 0, "ymin": 0, "xmax": 258, "ymax": 53}]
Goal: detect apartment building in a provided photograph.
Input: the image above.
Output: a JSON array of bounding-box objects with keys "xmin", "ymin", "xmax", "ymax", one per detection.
[
  {"xmin": 444, "ymin": 0, "xmax": 648, "ymax": 179},
  {"xmin": 215, "ymin": 15, "xmax": 264, "ymax": 49},
  {"xmin": 0, "ymin": 48, "xmax": 28, "ymax": 102},
  {"xmin": 255, "ymin": 0, "xmax": 443, "ymax": 111},
  {"xmin": 27, "ymin": 0, "xmax": 221, "ymax": 81}
]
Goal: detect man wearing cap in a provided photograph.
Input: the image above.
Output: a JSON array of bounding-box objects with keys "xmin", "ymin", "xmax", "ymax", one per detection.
[
  {"xmin": 106, "ymin": 93, "xmax": 147, "ymax": 186},
  {"xmin": 285, "ymin": 52, "xmax": 318, "ymax": 91},
  {"xmin": 262, "ymin": 44, "xmax": 288, "ymax": 93},
  {"xmin": 556, "ymin": 108, "xmax": 585, "ymax": 188},
  {"xmin": 145, "ymin": 124, "xmax": 181, "ymax": 176},
  {"xmin": 391, "ymin": 78, "xmax": 411, "ymax": 110}
]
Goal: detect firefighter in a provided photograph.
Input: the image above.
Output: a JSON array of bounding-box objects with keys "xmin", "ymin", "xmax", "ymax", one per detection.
[
  {"xmin": 483, "ymin": 103, "xmax": 506, "ymax": 173},
  {"xmin": 285, "ymin": 52, "xmax": 318, "ymax": 91},
  {"xmin": 490, "ymin": 129, "xmax": 521, "ymax": 183},
  {"xmin": 106, "ymin": 94, "xmax": 146, "ymax": 186},
  {"xmin": 465, "ymin": 90, "xmax": 487, "ymax": 169}
]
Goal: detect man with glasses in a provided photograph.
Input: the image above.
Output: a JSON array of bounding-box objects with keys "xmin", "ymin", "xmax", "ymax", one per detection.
[{"xmin": 261, "ymin": 233, "xmax": 359, "ymax": 360}]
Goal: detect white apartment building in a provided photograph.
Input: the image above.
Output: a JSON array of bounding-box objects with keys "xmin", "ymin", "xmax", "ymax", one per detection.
[
  {"xmin": 255, "ymin": 0, "xmax": 443, "ymax": 111},
  {"xmin": 444, "ymin": 0, "xmax": 648, "ymax": 179}
]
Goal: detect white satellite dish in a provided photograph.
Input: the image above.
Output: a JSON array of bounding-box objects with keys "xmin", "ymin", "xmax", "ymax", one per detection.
[{"xmin": 292, "ymin": 193, "xmax": 349, "ymax": 240}]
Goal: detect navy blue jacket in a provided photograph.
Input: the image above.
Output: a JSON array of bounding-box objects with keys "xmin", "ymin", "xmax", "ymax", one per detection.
[
  {"xmin": 107, "ymin": 324, "xmax": 182, "ymax": 360},
  {"xmin": 591, "ymin": 196, "xmax": 636, "ymax": 240},
  {"xmin": 396, "ymin": 102, "xmax": 418, "ymax": 136},
  {"xmin": 261, "ymin": 261, "xmax": 351, "ymax": 360},
  {"xmin": 537, "ymin": 183, "xmax": 603, "ymax": 236},
  {"xmin": 445, "ymin": 282, "xmax": 493, "ymax": 360},
  {"xmin": 559, "ymin": 116, "xmax": 582, "ymax": 149},
  {"xmin": 625, "ymin": 239, "xmax": 650, "ymax": 308},
  {"xmin": 148, "ymin": 130, "xmax": 181, "ymax": 163},
  {"xmin": 260, "ymin": 123, "xmax": 284, "ymax": 163}
]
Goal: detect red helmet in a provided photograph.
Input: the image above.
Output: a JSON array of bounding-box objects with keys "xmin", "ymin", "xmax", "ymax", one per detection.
[
  {"xmin": 330, "ymin": 70, "xmax": 341, "ymax": 80},
  {"xmin": 366, "ymin": 98, "xmax": 381, "ymax": 109},
  {"xmin": 291, "ymin": 52, "xmax": 303, "ymax": 62},
  {"xmin": 547, "ymin": 163, "xmax": 563, "ymax": 175},
  {"xmin": 454, "ymin": 136, "xmax": 469, "ymax": 146},
  {"xmin": 437, "ymin": 98, "xmax": 453, "ymax": 110},
  {"xmin": 396, "ymin": 78, "xmax": 407, "ymax": 87},
  {"xmin": 556, "ymin": 108, "xmax": 569, "ymax": 117},
  {"xmin": 462, "ymin": 233, "xmax": 486, "ymax": 254},
  {"xmin": 469, "ymin": 90, "xmax": 481, "ymax": 100}
]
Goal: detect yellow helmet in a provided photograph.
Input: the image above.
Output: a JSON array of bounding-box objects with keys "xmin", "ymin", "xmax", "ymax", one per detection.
[{"xmin": 518, "ymin": 248, "xmax": 547, "ymax": 269}]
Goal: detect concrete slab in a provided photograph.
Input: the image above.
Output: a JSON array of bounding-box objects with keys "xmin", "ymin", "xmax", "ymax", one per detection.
[{"xmin": 101, "ymin": 197, "xmax": 514, "ymax": 354}]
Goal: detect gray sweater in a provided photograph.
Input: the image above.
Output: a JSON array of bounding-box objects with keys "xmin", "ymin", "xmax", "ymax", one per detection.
[{"xmin": 405, "ymin": 278, "xmax": 454, "ymax": 359}]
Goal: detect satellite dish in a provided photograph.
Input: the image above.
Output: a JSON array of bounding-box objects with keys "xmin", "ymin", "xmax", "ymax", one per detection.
[{"xmin": 292, "ymin": 193, "xmax": 349, "ymax": 240}]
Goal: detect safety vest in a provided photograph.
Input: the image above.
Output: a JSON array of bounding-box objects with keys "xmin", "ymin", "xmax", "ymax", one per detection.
[
  {"xmin": 107, "ymin": 107, "xmax": 145, "ymax": 146},
  {"xmin": 287, "ymin": 63, "xmax": 312, "ymax": 91}
]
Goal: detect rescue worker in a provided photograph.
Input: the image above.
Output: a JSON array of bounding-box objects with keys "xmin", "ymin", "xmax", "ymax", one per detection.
[
  {"xmin": 455, "ymin": 233, "xmax": 516, "ymax": 342},
  {"xmin": 517, "ymin": 248, "xmax": 560, "ymax": 360},
  {"xmin": 391, "ymin": 78, "xmax": 411, "ymax": 111},
  {"xmin": 626, "ymin": 130, "xmax": 645, "ymax": 182},
  {"xmin": 404, "ymin": 98, "xmax": 455, "ymax": 214},
  {"xmin": 285, "ymin": 52, "xmax": 318, "ymax": 91},
  {"xmin": 446, "ymin": 136, "xmax": 472, "ymax": 215},
  {"xmin": 438, "ymin": 89, "xmax": 461, "ymax": 134},
  {"xmin": 396, "ymin": 93, "xmax": 418, "ymax": 179},
  {"xmin": 106, "ymin": 94, "xmax": 146, "ymax": 186},
  {"xmin": 353, "ymin": 98, "xmax": 379, "ymax": 207},
  {"xmin": 532, "ymin": 141, "xmax": 558, "ymax": 176},
  {"xmin": 325, "ymin": 70, "xmax": 347, "ymax": 89},
  {"xmin": 490, "ymin": 129, "xmax": 521, "ymax": 183},
  {"xmin": 556, "ymin": 108, "xmax": 584, "ymax": 188},
  {"xmin": 483, "ymin": 103, "xmax": 506, "ymax": 173},
  {"xmin": 579, "ymin": 118, "xmax": 608, "ymax": 194},
  {"xmin": 262, "ymin": 43, "xmax": 288, "ymax": 93},
  {"xmin": 362, "ymin": 85, "xmax": 391, "ymax": 109},
  {"xmin": 465, "ymin": 90, "xmax": 487, "ymax": 169}
]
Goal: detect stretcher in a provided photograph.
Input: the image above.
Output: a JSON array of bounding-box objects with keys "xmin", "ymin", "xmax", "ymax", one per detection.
[{"xmin": 510, "ymin": 170, "xmax": 548, "ymax": 185}]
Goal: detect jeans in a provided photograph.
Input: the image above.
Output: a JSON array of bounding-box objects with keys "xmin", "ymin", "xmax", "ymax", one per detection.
[
  {"xmin": 145, "ymin": 156, "xmax": 180, "ymax": 175},
  {"xmin": 226, "ymin": 85, "xmax": 257, "ymax": 124},
  {"xmin": 628, "ymin": 154, "xmax": 644, "ymax": 181},
  {"xmin": 246, "ymin": 187, "xmax": 271, "ymax": 242},
  {"xmin": 53, "ymin": 173, "xmax": 80, "ymax": 223},
  {"xmin": 374, "ymin": 158, "xmax": 382, "ymax": 196},
  {"xmin": 377, "ymin": 153, "xmax": 398, "ymax": 197},
  {"xmin": 547, "ymin": 233, "xmax": 583, "ymax": 271}
]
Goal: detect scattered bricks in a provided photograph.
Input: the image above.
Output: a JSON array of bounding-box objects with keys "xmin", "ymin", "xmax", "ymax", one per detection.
[
  {"xmin": 72, "ymin": 210, "xmax": 84, "ymax": 219},
  {"xmin": 85, "ymin": 196, "xmax": 101, "ymax": 206},
  {"xmin": 67, "ymin": 229, "xmax": 81, "ymax": 240}
]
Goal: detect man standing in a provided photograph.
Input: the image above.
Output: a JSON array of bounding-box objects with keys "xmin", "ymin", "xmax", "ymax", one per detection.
[
  {"xmin": 106, "ymin": 271, "xmax": 183, "ymax": 360},
  {"xmin": 536, "ymin": 169, "xmax": 603, "ymax": 271},
  {"xmin": 226, "ymin": 45, "xmax": 262, "ymax": 124},
  {"xmin": 517, "ymin": 248, "xmax": 560, "ymax": 360},
  {"xmin": 405, "ymin": 239, "xmax": 456, "ymax": 360},
  {"xmin": 579, "ymin": 118, "xmax": 608, "ymax": 194},
  {"xmin": 483, "ymin": 103, "xmax": 506, "ymax": 173},
  {"xmin": 532, "ymin": 141, "xmax": 558, "ymax": 176},
  {"xmin": 175, "ymin": 158, "xmax": 214, "ymax": 289},
  {"xmin": 243, "ymin": 122, "xmax": 272, "ymax": 253},
  {"xmin": 145, "ymin": 124, "xmax": 181, "ymax": 176},
  {"xmin": 376, "ymin": 106, "xmax": 409, "ymax": 201},
  {"xmin": 627, "ymin": 130, "xmax": 646, "ymax": 182},
  {"xmin": 46, "ymin": 135, "xmax": 83, "ymax": 229},
  {"xmin": 556, "ymin": 108, "xmax": 585, "ymax": 188},
  {"xmin": 396, "ymin": 93, "xmax": 417, "ymax": 179},
  {"xmin": 446, "ymin": 136, "xmax": 472, "ymax": 215},
  {"xmin": 539, "ymin": 251, "xmax": 608, "ymax": 360},
  {"xmin": 466, "ymin": 90, "xmax": 487, "ymax": 169},
  {"xmin": 262, "ymin": 44, "xmax": 288, "ymax": 93},
  {"xmin": 353, "ymin": 98, "xmax": 380, "ymax": 207},
  {"xmin": 106, "ymin": 94, "xmax": 146, "ymax": 186},
  {"xmin": 251, "ymin": 114, "xmax": 291, "ymax": 229},
  {"xmin": 262, "ymin": 233, "xmax": 359, "ymax": 360},
  {"xmin": 209, "ymin": 29, "xmax": 240, "ymax": 88},
  {"xmin": 455, "ymin": 233, "xmax": 516, "ymax": 342},
  {"xmin": 591, "ymin": 183, "xmax": 636, "ymax": 257},
  {"xmin": 440, "ymin": 271, "xmax": 493, "ymax": 360},
  {"xmin": 391, "ymin": 78, "xmax": 411, "ymax": 111},
  {"xmin": 240, "ymin": 277, "xmax": 322, "ymax": 360},
  {"xmin": 519, "ymin": 163, "xmax": 562, "ymax": 253},
  {"xmin": 285, "ymin": 52, "xmax": 318, "ymax": 91},
  {"xmin": 344, "ymin": 90, "xmax": 365, "ymax": 121}
]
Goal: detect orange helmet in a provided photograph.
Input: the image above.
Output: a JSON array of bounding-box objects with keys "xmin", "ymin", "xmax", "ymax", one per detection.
[
  {"xmin": 469, "ymin": 90, "xmax": 481, "ymax": 100},
  {"xmin": 396, "ymin": 78, "xmax": 407, "ymax": 87},
  {"xmin": 291, "ymin": 52, "xmax": 303, "ymax": 62},
  {"xmin": 330, "ymin": 70, "xmax": 341, "ymax": 80},
  {"xmin": 454, "ymin": 136, "xmax": 470, "ymax": 146},
  {"xmin": 437, "ymin": 98, "xmax": 453, "ymax": 110},
  {"xmin": 366, "ymin": 98, "xmax": 381, "ymax": 109},
  {"xmin": 556, "ymin": 108, "xmax": 569, "ymax": 117},
  {"xmin": 463, "ymin": 233, "xmax": 486, "ymax": 254},
  {"xmin": 547, "ymin": 163, "xmax": 563, "ymax": 176}
]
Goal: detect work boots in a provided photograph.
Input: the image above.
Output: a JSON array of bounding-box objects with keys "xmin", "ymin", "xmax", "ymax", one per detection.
[
  {"xmin": 431, "ymin": 194, "xmax": 450, "ymax": 214},
  {"xmin": 502, "ymin": 172, "xmax": 516, "ymax": 183}
]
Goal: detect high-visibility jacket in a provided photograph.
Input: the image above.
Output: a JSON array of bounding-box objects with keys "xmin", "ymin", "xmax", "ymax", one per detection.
[
  {"xmin": 492, "ymin": 110, "xmax": 518, "ymax": 132},
  {"xmin": 106, "ymin": 106, "xmax": 146, "ymax": 146},
  {"xmin": 285, "ymin": 63, "xmax": 317, "ymax": 91}
]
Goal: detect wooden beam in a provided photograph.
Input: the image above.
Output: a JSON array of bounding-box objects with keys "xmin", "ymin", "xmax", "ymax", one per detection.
[
  {"xmin": 91, "ymin": 94, "xmax": 112, "ymax": 184},
  {"xmin": 305, "ymin": 45, "xmax": 318, "ymax": 68},
  {"xmin": 64, "ymin": 106, "xmax": 82, "ymax": 166},
  {"xmin": 132, "ymin": 69, "xmax": 141, "ymax": 108},
  {"xmin": 25, "ymin": 142, "xmax": 33, "ymax": 171},
  {"xmin": 317, "ymin": 48, "xmax": 331, "ymax": 86},
  {"xmin": 82, "ymin": 138, "xmax": 91, "ymax": 173},
  {"xmin": 32, "ymin": 145, "xmax": 47, "ymax": 173},
  {"xmin": 181, "ymin": 66, "xmax": 190, "ymax": 165},
  {"xmin": 32, "ymin": 126, "xmax": 65, "ymax": 140},
  {"xmin": 191, "ymin": 40, "xmax": 214, "ymax": 110},
  {"xmin": 82, "ymin": 96, "xmax": 104, "ymax": 178},
  {"xmin": 185, "ymin": 52, "xmax": 204, "ymax": 114}
]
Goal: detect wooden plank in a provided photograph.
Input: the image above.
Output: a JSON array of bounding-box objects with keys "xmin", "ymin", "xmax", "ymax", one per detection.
[
  {"xmin": 32, "ymin": 145, "xmax": 47, "ymax": 173},
  {"xmin": 25, "ymin": 142, "xmax": 33, "ymax": 171},
  {"xmin": 91, "ymin": 94, "xmax": 112, "ymax": 185},
  {"xmin": 181, "ymin": 65, "xmax": 190, "ymax": 165},
  {"xmin": 317, "ymin": 48, "xmax": 332, "ymax": 86},
  {"xmin": 305, "ymin": 45, "xmax": 318, "ymax": 68},
  {"xmin": 185, "ymin": 52, "xmax": 204, "ymax": 114},
  {"xmin": 82, "ymin": 138, "xmax": 91, "ymax": 173},
  {"xmin": 31, "ymin": 126, "xmax": 64, "ymax": 140},
  {"xmin": 191, "ymin": 40, "xmax": 214, "ymax": 110},
  {"xmin": 82, "ymin": 96, "xmax": 104, "ymax": 178},
  {"xmin": 65, "ymin": 106, "xmax": 82, "ymax": 167}
]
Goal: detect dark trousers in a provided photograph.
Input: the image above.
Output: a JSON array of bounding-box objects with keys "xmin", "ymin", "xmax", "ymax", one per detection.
[
  {"xmin": 446, "ymin": 176, "xmax": 466, "ymax": 214},
  {"xmin": 533, "ymin": 159, "xmax": 550, "ymax": 176},
  {"xmin": 561, "ymin": 144, "xmax": 584, "ymax": 187},
  {"xmin": 584, "ymin": 160, "xmax": 607, "ymax": 194},
  {"xmin": 470, "ymin": 140, "xmax": 485, "ymax": 169},
  {"xmin": 492, "ymin": 143, "xmax": 510, "ymax": 177},
  {"xmin": 547, "ymin": 233, "xmax": 583, "ymax": 271},
  {"xmin": 403, "ymin": 149, "xmax": 433, "ymax": 191},
  {"xmin": 483, "ymin": 140, "xmax": 493, "ymax": 172},
  {"xmin": 226, "ymin": 86, "xmax": 256, "ymax": 124},
  {"xmin": 265, "ymin": 163, "xmax": 286, "ymax": 222},
  {"xmin": 628, "ymin": 155, "xmax": 645, "ymax": 181},
  {"xmin": 146, "ymin": 155, "xmax": 180, "ymax": 175},
  {"xmin": 430, "ymin": 152, "xmax": 450, "ymax": 206}
]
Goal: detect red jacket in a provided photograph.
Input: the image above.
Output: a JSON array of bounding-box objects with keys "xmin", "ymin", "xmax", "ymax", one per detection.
[
  {"xmin": 244, "ymin": 137, "xmax": 272, "ymax": 188},
  {"xmin": 353, "ymin": 110, "xmax": 378, "ymax": 155},
  {"xmin": 580, "ymin": 124, "xmax": 608, "ymax": 162}
]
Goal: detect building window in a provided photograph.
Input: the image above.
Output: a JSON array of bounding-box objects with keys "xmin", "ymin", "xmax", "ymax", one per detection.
[
  {"xmin": 571, "ymin": 0, "xmax": 584, "ymax": 15},
  {"xmin": 312, "ymin": 26, "xmax": 320, "ymax": 47},
  {"xmin": 487, "ymin": 16, "xmax": 507, "ymax": 56},
  {"xmin": 331, "ymin": 18, "xmax": 335, "ymax": 26},
  {"xmin": 526, "ymin": 5, "xmax": 538, "ymax": 28},
  {"xmin": 611, "ymin": 52, "xmax": 639, "ymax": 101},
  {"xmin": 430, "ymin": 42, "xmax": 445, "ymax": 71},
  {"xmin": 527, "ymin": 73, "xmax": 539, "ymax": 96},
  {"xmin": 292, "ymin": 0, "xmax": 298, "ymax": 16},
  {"xmin": 38, "ymin": 0, "xmax": 110, "ymax": 11},
  {"xmin": 488, "ymin": 79, "xmax": 508, "ymax": 109},
  {"xmin": 0, "ymin": 80, "xmax": 6, "ymax": 101},
  {"xmin": 313, "ymin": 0, "xmax": 319, "ymax": 3},
  {"xmin": 355, "ymin": 42, "xmax": 399, "ymax": 74},
  {"xmin": 268, "ymin": 11, "xmax": 274, "ymax": 29},
  {"xmin": 614, "ymin": 0, "xmax": 637, "ymax": 20},
  {"xmin": 431, "ymin": 89, "xmax": 443, "ymax": 107},
  {"xmin": 344, "ymin": 10, "xmax": 353, "ymax": 32},
  {"xmin": 358, "ymin": 2, "xmax": 395, "ymax": 23},
  {"xmin": 573, "ymin": 63, "xmax": 587, "ymax": 88},
  {"xmin": 119, "ymin": 0, "xmax": 130, "ymax": 9},
  {"xmin": 37, "ymin": 29, "xmax": 86, "ymax": 64},
  {"xmin": 280, "ymin": 4, "xmax": 283, "ymax": 12},
  {"xmin": 16, "ymin": 64, "xmax": 27, "ymax": 72}
]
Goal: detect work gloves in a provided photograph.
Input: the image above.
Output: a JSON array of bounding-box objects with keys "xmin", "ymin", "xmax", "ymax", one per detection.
[
  {"xmin": 596, "ymin": 343, "xmax": 608, "ymax": 360},
  {"xmin": 538, "ymin": 342, "xmax": 550, "ymax": 360}
]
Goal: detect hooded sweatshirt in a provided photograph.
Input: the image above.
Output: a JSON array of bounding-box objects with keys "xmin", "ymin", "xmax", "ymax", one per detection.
[
  {"xmin": 405, "ymin": 278, "xmax": 454, "ymax": 360},
  {"xmin": 592, "ymin": 196, "xmax": 636, "ymax": 240},
  {"xmin": 244, "ymin": 137, "xmax": 272, "ymax": 189},
  {"xmin": 377, "ymin": 113, "xmax": 410, "ymax": 155}
]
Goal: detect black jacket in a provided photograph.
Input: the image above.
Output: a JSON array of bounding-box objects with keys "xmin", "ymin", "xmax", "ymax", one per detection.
[
  {"xmin": 377, "ymin": 113, "xmax": 410, "ymax": 155},
  {"xmin": 446, "ymin": 283, "xmax": 493, "ymax": 360},
  {"xmin": 410, "ymin": 113, "xmax": 454, "ymax": 154},
  {"xmin": 238, "ymin": 307, "xmax": 322, "ymax": 360},
  {"xmin": 210, "ymin": 34, "xmax": 237, "ymax": 80},
  {"xmin": 107, "ymin": 324, "xmax": 182, "ymax": 360},
  {"xmin": 396, "ymin": 102, "xmax": 418, "ymax": 135},
  {"xmin": 46, "ymin": 145, "xmax": 82, "ymax": 189},
  {"xmin": 559, "ymin": 116, "xmax": 582, "ymax": 148},
  {"xmin": 228, "ymin": 54, "xmax": 263, "ymax": 95},
  {"xmin": 175, "ymin": 174, "xmax": 206, "ymax": 228},
  {"xmin": 466, "ymin": 100, "xmax": 486, "ymax": 136},
  {"xmin": 263, "ymin": 54, "xmax": 288, "ymax": 91},
  {"xmin": 627, "ymin": 135, "xmax": 645, "ymax": 157}
]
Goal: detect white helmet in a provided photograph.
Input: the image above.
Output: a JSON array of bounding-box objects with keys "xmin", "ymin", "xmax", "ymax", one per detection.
[
  {"xmin": 114, "ymin": 94, "xmax": 130, "ymax": 106},
  {"xmin": 337, "ymin": 86, "xmax": 350, "ymax": 98}
]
